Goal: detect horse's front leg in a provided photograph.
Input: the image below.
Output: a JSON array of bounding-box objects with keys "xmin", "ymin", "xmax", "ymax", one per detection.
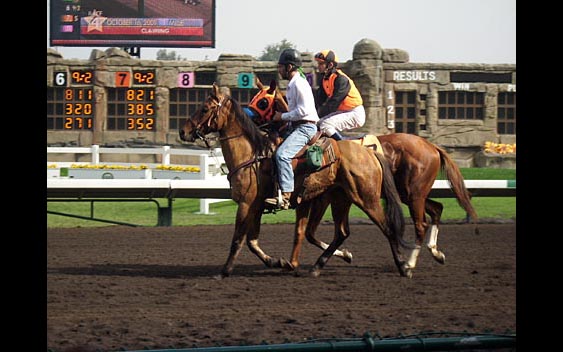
[
  {"xmin": 285, "ymin": 203, "xmax": 311, "ymax": 271},
  {"xmin": 220, "ymin": 221, "xmax": 246, "ymax": 278},
  {"xmin": 221, "ymin": 202, "xmax": 276, "ymax": 277},
  {"xmin": 242, "ymin": 202, "xmax": 287, "ymax": 269}
]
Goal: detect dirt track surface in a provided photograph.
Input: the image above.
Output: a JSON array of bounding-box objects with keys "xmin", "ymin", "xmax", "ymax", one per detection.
[{"xmin": 47, "ymin": 223, "xmax": 516, "ymax": 351}]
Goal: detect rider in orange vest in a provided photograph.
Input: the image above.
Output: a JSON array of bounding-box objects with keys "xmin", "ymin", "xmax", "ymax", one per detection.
[{"xmin": 314, "ymin": 50, "xmax": 365, "ymax": 140}]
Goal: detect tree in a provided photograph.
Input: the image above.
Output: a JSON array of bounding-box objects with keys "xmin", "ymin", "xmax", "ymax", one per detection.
[
  {"xmin": 257, "ymin": 39, "xmax": 296, "ymax": 61},
  {"xmin": 156, "ymin": 49, "xmax": 186, "ymax": 61}
]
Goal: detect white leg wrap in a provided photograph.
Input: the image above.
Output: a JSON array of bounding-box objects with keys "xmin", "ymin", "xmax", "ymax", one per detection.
[
  {"xmin": 321, "ymin": 242, "xmax": 345, "ymax": 257},
  {"xmin": 426, "ymin": 225, "xmax": 445, "ymax": 262},
  {"xmin": 406, "ymin": 246, "xmax": 421, "ymax": 269},
  {"xmin": 426, "ymin": 225, "xmax": 439, "ymax": 248}
]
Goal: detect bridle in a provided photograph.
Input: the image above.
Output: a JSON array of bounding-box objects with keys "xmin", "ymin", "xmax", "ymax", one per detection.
[
  {"xmin": 187, "ymin": 92, "xmax": 268, "ymax": 183},
  {"xmin": 188, "ymin": 94, "xmax": 233, "ymax": 148}
]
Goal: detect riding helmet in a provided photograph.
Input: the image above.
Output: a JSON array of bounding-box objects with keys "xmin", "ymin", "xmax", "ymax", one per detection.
[
  {"xmin": 314, "ymin": 50, "xmax": 339, "ymax": 66},
  {"xmin": 278, "ymin": 48, "xmax": 302, "ymax": 67}
]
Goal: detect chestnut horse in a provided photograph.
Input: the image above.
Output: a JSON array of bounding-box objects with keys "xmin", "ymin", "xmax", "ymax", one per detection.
[
  {"xmin": 247, "ymin": 80, "xmax": 478, "ymax": 272},
  {"xmin": 179, "ymin": 83, "xmax": 417, "ymax": 278}
]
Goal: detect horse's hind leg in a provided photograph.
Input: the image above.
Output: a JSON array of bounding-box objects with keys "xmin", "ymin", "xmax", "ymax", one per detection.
[
  {"xmin": 404, "ymin": 197, "xmax": 429, "ymax": 270},
  {"xmin": 425, "ymin": 198, "xmax": 445, "ymax": 264},
  {"xmin": 362, "ymin": 206, "xmax": 411, "ymax": 277},
  {"xmin": 309, "ymin": 198, "xmax": 352, "ymax": 277},
  {"xmin": 305, "ymin": 191, "xmax": 353, "ymax": 264}
]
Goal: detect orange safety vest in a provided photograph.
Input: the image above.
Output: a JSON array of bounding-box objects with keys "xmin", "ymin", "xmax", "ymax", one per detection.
[{"xmin": 321, "ymin": 69, "xmax": 363, "ymax": 111}]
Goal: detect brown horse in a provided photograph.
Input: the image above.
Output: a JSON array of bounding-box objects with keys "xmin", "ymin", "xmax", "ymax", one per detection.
[
  {"xmin": 179, "ymin": 83, "xmax": 416, "ymax": 278},
  {"xmin": 250, "ymin": 82, "xmax": 478, "ymax": 271}
]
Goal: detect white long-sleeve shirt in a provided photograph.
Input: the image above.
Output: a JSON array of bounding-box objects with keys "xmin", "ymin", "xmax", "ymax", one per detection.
[{"xmin": 281, "ymin": 74, "xmax": 319, "ymax": 123}]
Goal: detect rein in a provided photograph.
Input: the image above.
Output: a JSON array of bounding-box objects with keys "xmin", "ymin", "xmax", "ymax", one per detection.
[
  {"xmin": 219, "ymin": 133, "xmax": 245, "ymax": 142},
  {"xmin": 226, "ymin": 155, "xmax": 267, "ymax": 183},
  {"xmin": 192, "ymin": 93, "xmax": 270, "ymax": 185},
  {"xmin": 219, "ymin": 131, "xmax": 260, "ymax": 183}
]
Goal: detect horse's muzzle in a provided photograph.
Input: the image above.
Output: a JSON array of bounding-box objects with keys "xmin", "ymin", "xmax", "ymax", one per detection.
[{"xmin": 179, "ymin": 129, "xmax": 194, "ymax": 142}]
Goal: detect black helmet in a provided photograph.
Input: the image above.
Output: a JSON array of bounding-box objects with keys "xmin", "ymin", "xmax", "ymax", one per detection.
[{"xmin": 278, "ymin": 48, "xmax": 302, "ymax": 67}]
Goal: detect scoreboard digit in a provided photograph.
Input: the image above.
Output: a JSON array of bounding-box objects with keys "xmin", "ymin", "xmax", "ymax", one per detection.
[
  {"xmin": 108, "ymin": 71, "xmax": 157, "ymax": 131},
  {"xmin": 63, "ymin": 88, "xmax": 94, "ymax": 129},
  {"xmin": 177, "ymin": 72, "xmax": 195, "ymax": 88},
  {"xmin": 47, "ymin": 69, "xmax": 95, "ymax": 130},
  {"xmin": 115, "ymin": 71, "xmax": 132, "ymax": 87},
  {"xmin": 238, "ymin": 73, "xmax": 254, "ymax": 88}
]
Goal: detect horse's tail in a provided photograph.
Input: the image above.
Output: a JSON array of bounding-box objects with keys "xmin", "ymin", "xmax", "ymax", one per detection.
[
  {"xmin": 374, "ymin": 152, "xmax": 416, "ymax": 250},
  {"xmin": 436, "ymin": 145, "xmax": 480, "ymax": 233}
]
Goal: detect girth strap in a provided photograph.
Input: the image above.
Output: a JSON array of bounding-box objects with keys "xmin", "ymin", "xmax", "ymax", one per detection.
[{"xmin": 227, "ymin": 156, "xmax": 267, "ymax": 183}]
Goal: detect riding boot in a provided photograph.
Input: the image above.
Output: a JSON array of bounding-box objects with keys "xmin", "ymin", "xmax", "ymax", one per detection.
[
  {"xmin": 265, "ymin": 191, "xmax": 292, "ymax": 210},
  {"xmin": 329, "ymin": 132, "xmax": 344, "ymax": 140},
  {"xmin": 279, "ymin": 192, "xmax": 291, "ymax": 210}
]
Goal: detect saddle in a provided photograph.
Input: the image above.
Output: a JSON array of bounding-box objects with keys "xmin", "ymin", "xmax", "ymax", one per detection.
[
  {"xmin": 290, "ymin": 131, "xmax": 339, "ymax": 171},
  {"xmin": 266, "ymin": 132, "xmax": 383, "ymax": 210}
]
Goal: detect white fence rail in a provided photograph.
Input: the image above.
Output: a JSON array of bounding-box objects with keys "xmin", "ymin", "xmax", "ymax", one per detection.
[
  {"xmin": 47, "ymin": 144, "xmax": 225, "ymax": 175},
  {"xmin": 47, "ymin": 145, "xmax": 228, "ymax": 214},
  {"xmin": 47, "ymin": 146, "xmax": 516, "ymax": 225}
]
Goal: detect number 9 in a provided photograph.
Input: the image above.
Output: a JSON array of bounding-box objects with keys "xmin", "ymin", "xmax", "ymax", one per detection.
[{"xmin": 238, "ymin": 73, "xmax": 254, "ymax": 88}]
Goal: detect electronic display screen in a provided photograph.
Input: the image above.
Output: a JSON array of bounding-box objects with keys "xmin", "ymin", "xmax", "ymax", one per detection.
[{"xmin": 50, "ymin": 0, "xmax": 215, "ymax": 48}]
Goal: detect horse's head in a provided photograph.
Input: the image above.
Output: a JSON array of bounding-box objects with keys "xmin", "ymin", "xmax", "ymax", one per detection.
[
  {"xmin": 244, "ymin": 78, "xmax": 289, "ymax": 126},
  {"xmin": 179, "ymin": 83, "xmax": 231, "ymax": 143}
]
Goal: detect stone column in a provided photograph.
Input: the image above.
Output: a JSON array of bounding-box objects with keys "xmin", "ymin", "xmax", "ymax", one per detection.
[{"xmin": 346, "ymin": 38, "xmax": 385, "ymax": 135}]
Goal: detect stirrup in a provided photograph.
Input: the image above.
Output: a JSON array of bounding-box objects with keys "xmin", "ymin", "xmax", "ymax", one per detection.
[
  {"xmin": 265, "ymin": 190, "xmax": 290, "ymax": 210},
  {"xmin": 265, "ymin": 189, "xmax": 283, "ymax": 207}
]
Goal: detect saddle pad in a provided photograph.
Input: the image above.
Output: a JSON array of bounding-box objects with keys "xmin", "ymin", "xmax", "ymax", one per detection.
[{"xmin": 349, "ymin": 134, "xmax": 383, "ymax": 155}]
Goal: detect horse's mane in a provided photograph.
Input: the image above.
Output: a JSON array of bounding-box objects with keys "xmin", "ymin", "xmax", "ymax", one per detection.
[{"xmin": 228, "ymin": 97, "xmax": 270, "ymax": 157}]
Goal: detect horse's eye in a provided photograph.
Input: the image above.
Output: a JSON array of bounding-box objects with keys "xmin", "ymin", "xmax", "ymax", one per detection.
[{"xmin": 257, "ymin": 98, "xmax": 269, "ymax": 111}]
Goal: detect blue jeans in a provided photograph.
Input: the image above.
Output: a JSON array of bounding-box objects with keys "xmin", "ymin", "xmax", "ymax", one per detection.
[{"xmin": 275, "ymin": 123, "xmax": 318, "ymax": 193}]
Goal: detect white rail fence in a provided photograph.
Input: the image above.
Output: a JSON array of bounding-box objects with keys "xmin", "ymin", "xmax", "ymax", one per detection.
[
  {"xmin": 47, "ymin": 146, "xmax": 516, "ymax": 226},
  {"xmin": 47, "ymin": 145, "xmax": 229, "ymax": 214}
]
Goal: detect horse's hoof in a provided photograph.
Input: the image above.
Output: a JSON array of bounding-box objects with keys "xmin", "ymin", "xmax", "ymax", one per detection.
[
  {"xmin": 399, "ymin": 264, "xmax": 413, "ymax": 278},
  {"xmin": 279, "ymin": 257, "xmax": 296, "ymax": 271},
  {"xmin": 309, "ymin": 268, "xmax": 321, "ymax": 278},
  {"xmin": 216, "ymin": 271, "xmax": 230, "ymax": 279},
  {"xmin": 430, "ymin": 250, "xmax": 446, "ymax": 265},
  {"xmin": 264, "ymin": 257, "xmax": 277, "ymax": 268},
  {"xmin": 401, "ymin": 268, "xmax": 413, "ymax": 279},
  {"xmin": 341, "ymin": 249, "xmax": 353, "ymax": 264},
  {"xmin": 434, "ymin": 253, "xmax": 446, "ymax": 265}
]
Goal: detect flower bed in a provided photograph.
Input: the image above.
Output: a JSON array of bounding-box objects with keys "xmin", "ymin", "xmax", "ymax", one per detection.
[
  {"xmin": 483, "ymin": 142, "xmax": 516, "ymax": 155},
  {"xmin": 47, "ymin": 164, "xmax": 201, "ymax": 179},
  {"xmin": 475, "ymin": 142, "xmax": 516, "ymax": 169}
]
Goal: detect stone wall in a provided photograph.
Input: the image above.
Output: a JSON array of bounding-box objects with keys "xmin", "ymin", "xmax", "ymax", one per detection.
[{"xmin": 47, "ymin": 38, "xmax": 516, "ymax": 166}]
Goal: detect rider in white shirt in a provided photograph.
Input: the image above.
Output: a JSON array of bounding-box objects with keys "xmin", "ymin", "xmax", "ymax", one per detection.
[{"xmin": 264, "ymin": 49, "xmax": 319, "ymax": 210}]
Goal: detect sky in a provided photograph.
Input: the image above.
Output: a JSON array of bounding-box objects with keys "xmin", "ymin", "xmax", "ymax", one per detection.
[{"xmin": 47, "ymin": 0, "xmax": 516, "ymax": 64}]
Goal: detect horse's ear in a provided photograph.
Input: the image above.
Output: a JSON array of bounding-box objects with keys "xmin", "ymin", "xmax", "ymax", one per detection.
[
  {"xmin": 267, "ymin": 79, "xmax": 276, "ymax": 94},
  {"xmin": 275, "ymin": 87, "xmax": 289, "ymax": 111},
  {"xmin": 256, "ymin": 76, "xmax": 264, "ymax": 90},
  {"xmin": 212, "ymin": 82, "xmax": 220, "ymax": 96}
]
